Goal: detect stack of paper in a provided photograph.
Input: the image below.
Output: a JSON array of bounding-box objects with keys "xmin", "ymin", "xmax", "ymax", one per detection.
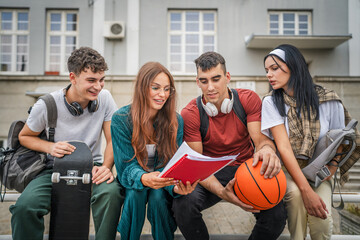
[{"xmin": 159, "ymin": 142, "xmax": 238, "ymax": 184}]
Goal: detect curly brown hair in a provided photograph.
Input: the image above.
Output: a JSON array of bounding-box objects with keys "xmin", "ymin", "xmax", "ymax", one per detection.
[{"xmin": 67, "ymin": 47, "xmax": 108, "ymax": 75}]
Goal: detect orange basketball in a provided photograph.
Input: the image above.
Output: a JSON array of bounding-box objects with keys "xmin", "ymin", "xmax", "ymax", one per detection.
[{"xmin": 233, "ymin": 158, "xmax": 286, "ymax": 210}]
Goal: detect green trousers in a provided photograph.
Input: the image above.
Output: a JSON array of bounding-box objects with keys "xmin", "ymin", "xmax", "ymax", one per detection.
[
  {"xmin": 118, "ymin": 188, "xmax": 176, "ymax": 240},
  {"xmin": 10, "ymin": 168, "xmax": 124, "ymax": 240}
]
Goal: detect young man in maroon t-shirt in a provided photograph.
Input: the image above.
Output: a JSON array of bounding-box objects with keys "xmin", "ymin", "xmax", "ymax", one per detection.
[{"xmin": 172, "ymin": 52, "xmax": 287, "ymax": 240}]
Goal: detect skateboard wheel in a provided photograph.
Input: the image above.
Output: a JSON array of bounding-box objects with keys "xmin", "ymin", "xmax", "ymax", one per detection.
[
  {"xmin": 52, "ymin": 172, "xmax": 60, "ymax": 183},
  {"xmin": 82, "ymin": 174, "xmax": 91, "ymax": 184}
]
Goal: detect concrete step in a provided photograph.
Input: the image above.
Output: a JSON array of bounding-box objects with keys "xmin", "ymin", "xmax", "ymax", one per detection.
[
  {"xmin": 346, "ymin": 169, "xmax": 360, "ymax": 174},
  {"xmin": 0, "ymin": 234, "xmax": 359, "ymax": 240},
  {"xmin": 335, "ymin": 165, "xmax": 360, "ymax": 192},
  {"xmin": 349, "ymin": 164, "xmax": 360, "ymax": 170},
  {"xmin": 339, "ymin": 175, "xmax": 360, "ymax": 183}
]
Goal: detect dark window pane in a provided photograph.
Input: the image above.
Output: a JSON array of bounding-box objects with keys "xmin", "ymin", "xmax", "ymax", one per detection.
[
  {"xmin": 299, "ymin": 15, "xmax": 308, "ymax": 21},
  {"xmin": 171, "ymin": 13, "xmax": 181, "ymax": 21},
  {"xmin": 284, "ymin": 30, "xmax": 295, "ymax": 35},
  {"xmin": 283, "ymin": 13, "xmax": 294, "ymax": 21},
  {"xmin": 51, "ymin": 13, "xmax": 61, "ymax": 22},
  {"xmin": 186, "ymin": 12, "xmax": 199, "ymax": 21},
  {"xmin": 270, "ymin": 14, "xmax": 278, "ymax": 21},
  {"xmin": 18, "ymin": 12, "xmax": 28, "ymax": 21},
  {"xmin": 284, "ymin": 23, "xmax": 295, "ymax": 29},
  {"xmin": 203, "ymin": 13, "xmax": 214, "ymax": 21}
]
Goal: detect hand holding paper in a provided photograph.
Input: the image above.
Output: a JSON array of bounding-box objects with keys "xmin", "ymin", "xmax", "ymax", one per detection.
[{"xmin": 159, "ymin": 142, "xmax": 238, "ymax": 184}]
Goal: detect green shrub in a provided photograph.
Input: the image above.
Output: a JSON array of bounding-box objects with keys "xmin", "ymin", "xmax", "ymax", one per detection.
[{"xmin": 345, "ymin": 203, "xmax": 360, "ymax": 217}]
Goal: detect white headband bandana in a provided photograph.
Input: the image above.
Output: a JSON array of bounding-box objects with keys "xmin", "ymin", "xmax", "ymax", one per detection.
[{"xmin": 269, "ymin": 49, "xmax": 286, "ymax": 62}]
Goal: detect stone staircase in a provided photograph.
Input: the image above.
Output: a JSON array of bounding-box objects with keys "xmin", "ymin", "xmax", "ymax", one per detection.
[{"xmin": 337, "ymin": 161, "xmax": 360, "ymax": 192}]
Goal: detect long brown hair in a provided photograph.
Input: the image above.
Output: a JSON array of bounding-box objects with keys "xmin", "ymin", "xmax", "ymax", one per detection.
[{"xmin": 131, "ymin": 62, "xmax": 178, "ymax": 171}]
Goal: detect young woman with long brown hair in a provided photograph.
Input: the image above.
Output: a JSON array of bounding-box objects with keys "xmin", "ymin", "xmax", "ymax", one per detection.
[
  {"xmin": 111, "ymin": 62, "xmax": 197, "ymax": 240},
  {"xmin": 261, "ymin": 44, "xmax": 360, "ymax": 239}
]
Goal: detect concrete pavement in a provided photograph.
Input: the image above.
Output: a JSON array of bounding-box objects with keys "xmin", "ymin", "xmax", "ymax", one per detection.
[{"xmin": 1, "ymin": 200, "xmax": 343, "ymax": 237}]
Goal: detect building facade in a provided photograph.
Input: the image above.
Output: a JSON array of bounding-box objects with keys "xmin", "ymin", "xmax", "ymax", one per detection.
[{"xmin": 0, "ymin": 0, "xmax": 359, "ymax": 146}]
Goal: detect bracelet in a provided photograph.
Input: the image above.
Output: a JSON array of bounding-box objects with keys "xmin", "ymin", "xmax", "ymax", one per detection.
[
  {"xmin": 328, "ymin": 159, "xmax": 340, "ymax": 167},
  {"xmin": 260, "ymin": 144, "xmax": 276, "ymax": 152}
]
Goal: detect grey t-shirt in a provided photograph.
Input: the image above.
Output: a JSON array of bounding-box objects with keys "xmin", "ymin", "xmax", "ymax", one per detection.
[
  {"xmin": 261, "ymin": 95, "xmax": 345, "ymax": 141},
  {"xmin": 26, "ymin": 88, "xmax": 117, "ymax": 163}
]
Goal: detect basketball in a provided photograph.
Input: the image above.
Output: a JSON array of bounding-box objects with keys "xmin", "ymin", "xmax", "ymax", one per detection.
[{"xmin": 233, "ymin": 158, "xmax": 286, "ymax": 210}]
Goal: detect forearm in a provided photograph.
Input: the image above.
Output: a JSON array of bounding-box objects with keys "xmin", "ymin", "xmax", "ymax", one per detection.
[
  {"xmin": 326, "ymin": 144, "xmax": 343, "ymax": 178},
  {"xmin": 279, "ymin": 147, "xmax": 312, "ymax": 193},
  {"xmin": 256, "ymin": 138, "xmax": 276, "ymax": 153},
  {"xmin": 19, "ymin": 135, "xmax": 53, "ymax": 154},
  {"xmin": 199, "ymin": 175, "xmax": 224, "ymax": 198},
  {"xmin": 102, "ymin": 141, "xmax": 114, "ymax": 169}
]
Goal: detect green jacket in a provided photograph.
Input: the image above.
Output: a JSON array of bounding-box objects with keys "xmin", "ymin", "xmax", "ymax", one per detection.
[{"xmin": 111, "ymin": 104, "xmax": 184, "ymax": 196}]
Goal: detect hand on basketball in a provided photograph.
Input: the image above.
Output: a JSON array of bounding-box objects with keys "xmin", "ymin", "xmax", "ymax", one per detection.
[
  {"xmin": 92, "ymin": 165, "xmax": 114, "ymax": 184},
  {"xmin": 253, "ymin": 145, "xmax": 281, "ymax": 179},
  {"xmin": 222, "ymin": 179, "xmax": 260, "ymax": 213},
  {"xmin": 50, "ymin": 141, "xmax": 76, "ymax": 158},
  {"xmin": 301, "ymin": 187, "xmax": 328, "ymax": 219},
  {"xmin": 173, "ymin": 179, "xmax": 200, "ymax": 195},
  {"xmin": 141, "ymin": 172, "xmax": 176, "ymax": 189}
]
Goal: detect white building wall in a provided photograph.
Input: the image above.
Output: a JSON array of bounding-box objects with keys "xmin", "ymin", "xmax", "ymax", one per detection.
[{"xmin": 349, "ymin": 0, "xmax": 360, "ymax": 76}]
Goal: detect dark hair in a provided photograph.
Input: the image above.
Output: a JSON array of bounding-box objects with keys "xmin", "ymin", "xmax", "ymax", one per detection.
[
  {"xmin": 264, "ymin": 44, "xmax": 320, "ymax": 119},
  {"xmin": 194, "ymin": 51, "xmax": 227, "ymax": 74},
  {"xmin": 131, "ymin": 62, "xmax": 178, "ymax": 171},
  {"xmin": 67, "ymin": 47, "xmax": 108, "ymax": 75}
]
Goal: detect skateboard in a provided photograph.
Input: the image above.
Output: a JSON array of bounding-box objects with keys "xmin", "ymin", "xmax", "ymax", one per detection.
[{"xmin": 49, "ymin": 141, "xmax": 93, "ymax": 240}]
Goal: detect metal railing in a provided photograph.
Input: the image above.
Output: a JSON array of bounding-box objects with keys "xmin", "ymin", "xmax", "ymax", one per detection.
[{"xmin": 3, "ymin": 192, "xmax": 360, "ymax": 202}]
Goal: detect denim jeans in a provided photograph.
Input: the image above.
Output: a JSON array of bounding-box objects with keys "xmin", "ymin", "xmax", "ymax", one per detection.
[{"xmin": 172, "ymin": 166, "xmax": 287, "ymax": 240}]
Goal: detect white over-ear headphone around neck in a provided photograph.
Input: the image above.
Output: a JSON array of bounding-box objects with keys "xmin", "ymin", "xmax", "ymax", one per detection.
[{"xmin": 200, "ymin": 88, "xmax": 234, "ymax": 117}]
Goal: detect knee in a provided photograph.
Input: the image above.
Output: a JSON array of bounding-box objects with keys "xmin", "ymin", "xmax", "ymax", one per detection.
[
  {"xmin": 148, "ymin": 190, "xmax": 170, "ymax": 211},
  {"xmin": 309, "ymin": 215, "xmax": 333, "ymax": 237},
  {"xmin": 284, "ymin": 185, "xmax": 302, "ymax": 205},
  {"xmin": 123, "ymin": 189, "xmax": 147, "ymax": 207},
  {"xmin": 273, "ymin": 202, "xmax": 287, "ymax": 224},
  {"xmin": 10, "ymin": 196, "xmax": 39, "ymax": 217},
  {"xmin": 93, "ymin": 181, "xmax": 122, "ymax": 201},
  {"xmin": 172, "ymin": 194, "xmax": 200, "ymax": 217},
  {"xmin": 10, "ymin": 201, "xmax": 27, "ymax": 217},
  {"xmin": 149, "ymin": 189, "xmax": 167, "ymax": 203},
  {"xmin": 260, "ymin": 202, "xmax": 287, "ymax": 232}
]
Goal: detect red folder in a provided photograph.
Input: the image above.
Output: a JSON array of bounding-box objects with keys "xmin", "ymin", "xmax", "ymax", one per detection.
[{"xmin": 159, "ymin": 142, "xmax": 238, "ymax": 184}]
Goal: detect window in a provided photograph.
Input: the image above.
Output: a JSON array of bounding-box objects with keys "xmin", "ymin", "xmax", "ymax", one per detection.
[
  {"xmin": 268, "ymin": 11, "xmax": 311, "ymax": 35},
  {"xmin": 0, "ymin": 9, "xmax": 29, "ymax": 73},
  {"xmin": 168, "ymin": 10, "xmax": 217, "ymax": 74},
  {"xmin": 46, "ymin": 10, "xmax": 78, "ymax": 74}
]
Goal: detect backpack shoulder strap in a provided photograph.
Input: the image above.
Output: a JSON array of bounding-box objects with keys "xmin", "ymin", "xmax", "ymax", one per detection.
[
  {"xmin": 196, "ymin": 96, "xmax": 209, "ymax": 141},
  {"xmin": 196, "ymin": 90, "xmax": 248, "ymax": 141},
  {"xmin": 39, "ymin": 94, "xmax": 57, "ymax": 142},
  {"xmin": 231, "ymin": 89, "xmax": 247, "ymax": 127}
]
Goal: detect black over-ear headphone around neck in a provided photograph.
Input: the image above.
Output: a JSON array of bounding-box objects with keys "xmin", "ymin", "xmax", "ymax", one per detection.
[{"xmin": 63, "ymin": 84, "xmax": 99, "ymax": 116}]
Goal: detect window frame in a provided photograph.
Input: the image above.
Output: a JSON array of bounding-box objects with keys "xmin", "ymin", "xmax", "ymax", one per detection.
[
  {"xmin": 0, "ymin": 9, "xmax": 30, "ymax": 74},
  {"xmin": 168, "ymin": 10, "xmax": 217, "ymax": 74},
  {"xmin": 46, "ymin": 10, "xmax": 79, "ymax": 75},
  {"xmin": 268, "ymin": 11, "xmax": 312, "ymax": 35}
]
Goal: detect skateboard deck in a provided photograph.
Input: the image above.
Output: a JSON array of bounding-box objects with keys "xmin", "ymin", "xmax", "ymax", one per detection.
[{"xmin": 49, "ymin": 141, "xmax": 93, "ymax": 240}]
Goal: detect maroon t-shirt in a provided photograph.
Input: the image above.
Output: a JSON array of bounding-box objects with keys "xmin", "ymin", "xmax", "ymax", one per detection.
[{"xmin": 181, "ymin": 89, "xmax": 262, "ymax": 165}]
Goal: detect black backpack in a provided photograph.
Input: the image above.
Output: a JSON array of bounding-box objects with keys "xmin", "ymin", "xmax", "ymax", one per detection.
[
  {"xmin": 0, "ymin": 94, "xmax": 57, "ymax": 199},
  {"xmin": 196, "ymin": 88, "xmax": 248, "ymax": 140}
]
